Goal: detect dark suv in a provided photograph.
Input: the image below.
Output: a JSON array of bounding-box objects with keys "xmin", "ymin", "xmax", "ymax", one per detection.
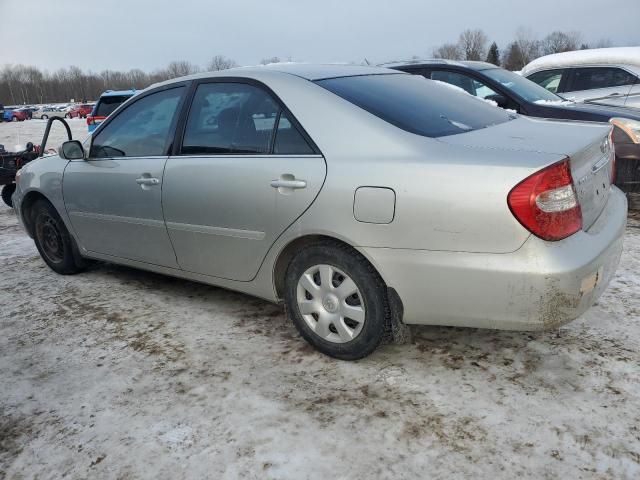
[{"xmin": 389, "ymin": 60, "xmax": 640, "ymax": 199}]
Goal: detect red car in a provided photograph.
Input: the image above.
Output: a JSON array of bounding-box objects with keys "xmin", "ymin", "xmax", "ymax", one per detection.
[
  {"xmin": 6, "ymin": 108, "xmax": 29, "ymax": 122},
  {"xmin": 69, "ymin": 104, "xmax": 94, "ymax": 119}
]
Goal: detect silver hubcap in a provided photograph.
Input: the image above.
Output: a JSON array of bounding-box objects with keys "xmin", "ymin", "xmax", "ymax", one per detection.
[{"xmin": 296, "ymin": 264, "xmax": 365, "ymax": 344}]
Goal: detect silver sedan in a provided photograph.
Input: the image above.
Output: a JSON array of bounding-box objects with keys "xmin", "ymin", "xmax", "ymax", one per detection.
[{"xmin": 13, "ymin": 64, "xmax": 627, "ymax": 359}]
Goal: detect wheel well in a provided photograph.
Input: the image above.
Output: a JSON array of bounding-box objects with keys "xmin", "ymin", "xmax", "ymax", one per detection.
[
  {"xmin": 20, "ymin": 191, "xmax": 50, "ymax": 237},
  {"xmin": 273, "ymin": 234, "xmax": 393, "ymax": 299},
  {"xmin": 273, "ymin": 235, "xmax": 345, "ymax": 299},
  {"xmin": 273, "ymin": 234, "xmax": 408, "ymax": 343}
]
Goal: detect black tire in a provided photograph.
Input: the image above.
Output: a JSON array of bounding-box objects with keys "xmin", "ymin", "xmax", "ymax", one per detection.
[
  {"xmin": 1, "ymin": 183, "xmax": 16, "ymax": 207},
  {"xmin": 64, "ymin": 113, "xmax": 71, "ymax": 119},
  {"xmin": 284, "ymin": 241, "xmax": 390, "ymax": 360},
  {"xmin": 12, "ymin": 116, "xmax": 17, "ymax": 122},
  {"xmin": 31, "ymin": 199, "xmax": 87, "ymax": 275},
  {"xmin": 41, "ymin": 115, "xmax": 48, "ymax": 120}
]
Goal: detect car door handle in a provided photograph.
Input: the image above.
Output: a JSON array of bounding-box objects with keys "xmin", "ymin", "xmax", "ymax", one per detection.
[
  {"xmin": 136, "ymin": 177, "xmax": 160, "ymax": 186},
  {"xmin": 270, "ymin": 179, "xmax": 307, "ymax": 189}
]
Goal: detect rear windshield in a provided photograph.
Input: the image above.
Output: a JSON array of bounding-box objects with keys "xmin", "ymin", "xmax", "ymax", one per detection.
[
  {"xmin": 95, "ymin": 95, "xmax": 132, "ymax": 117},
  {"xmin": 316, "ymin": 74, "xmax": 511, "ymax": 138}
]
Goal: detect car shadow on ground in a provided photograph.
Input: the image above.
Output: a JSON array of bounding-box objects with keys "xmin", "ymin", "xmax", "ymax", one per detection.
[{"xmin": 81, "ymin": 259, "xmax": 625, "ymax": 382}]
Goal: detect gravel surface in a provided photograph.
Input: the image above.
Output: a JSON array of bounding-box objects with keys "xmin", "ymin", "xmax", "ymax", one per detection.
[{"xmin": 1, "ymin": 120, "xmax": 639, "ymax": 479}]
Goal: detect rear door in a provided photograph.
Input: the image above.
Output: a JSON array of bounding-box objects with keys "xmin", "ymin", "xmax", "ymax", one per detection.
[
  {"xmin": 565, "ymin": 67, "xmax": 638, "ymax": 105},
  {"xmin": 162, "ymin": 80, "xmax": 326, "ymax": 281},
  {"xmin": 63, "ymin": 85, "xmax": 186, "ymax": 267}
]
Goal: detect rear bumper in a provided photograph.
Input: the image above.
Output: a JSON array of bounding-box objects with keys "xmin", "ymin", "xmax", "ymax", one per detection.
[{"xmin": 363, "ymin": 188, "xmax": 628, "ymax": 330}]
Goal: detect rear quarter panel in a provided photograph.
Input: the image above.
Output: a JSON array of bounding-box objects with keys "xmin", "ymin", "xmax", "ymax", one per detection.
[{"xmin": 253, "ymin": 74, "xmax": 560, "ymax": 255}]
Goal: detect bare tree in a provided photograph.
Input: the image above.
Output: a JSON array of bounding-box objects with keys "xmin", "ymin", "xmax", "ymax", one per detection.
[
  {"xmin": 502, "ymin": 27, "xmax": 542, "ymax": 70},
  {"xmin": 207, "ymin": 55, "xmax": 238, "ymax": 71},
  {"xmin": 165, "ymin": 61, "xmax": 201, "ymax": 79},
  {"xmin": 458, "ymin": 29, "xmax": 488, "ymax": 61},
  {"xmin": 541, "ymin": 31, "xmax": 582, "ymax": 55},
  {"xmin": 433, "ymin": 43, "xmax": 462, "ymax": 60},
  {"xmin": 260, "ymin": 56, "xmax": 282, "ymax": 65},
  {"xmin": 502, "ymin": 43, "xmax": 523, "ymax": 71},
  {"xmin": 594, "ymin": 38, "xmax": 614, "ymax": 48}
]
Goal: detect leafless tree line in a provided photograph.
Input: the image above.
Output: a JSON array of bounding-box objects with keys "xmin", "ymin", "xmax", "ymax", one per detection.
[
  {"xmin": 0, "ymin": 55, "xmax": 239, "ymax": 105},
  {"xmin": 433, "ymin": 27, "xmax": 615, "ymax": 70},
  {"xmin": 0, "ymin": 32, "xmax": 621, "ymax": 105}
]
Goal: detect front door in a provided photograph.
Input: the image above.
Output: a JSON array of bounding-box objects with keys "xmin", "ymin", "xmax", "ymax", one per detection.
[
  {"xmin": 162, "ymin": 81, "xmax": 326, "ymax": 281},
  {"xmin": 63, "ymin": 86, "xmax": 185, "ymax": 267}
]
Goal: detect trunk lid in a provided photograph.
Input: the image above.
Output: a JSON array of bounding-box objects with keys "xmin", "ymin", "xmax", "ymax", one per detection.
[{"xmin": 438, "ymin": 116, "xmax": 614, "ymax": 230}]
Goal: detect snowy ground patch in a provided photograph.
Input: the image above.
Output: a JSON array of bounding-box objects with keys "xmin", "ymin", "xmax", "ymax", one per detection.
[{"xmin": 0, "ymin": 119, "xmax": 639, "ymax": 479}]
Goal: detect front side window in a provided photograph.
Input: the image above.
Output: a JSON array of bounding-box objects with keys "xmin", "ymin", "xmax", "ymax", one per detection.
[
  {"xmin": 527, "ymin": 69, "xmax": 564, "ymax": 93},
  {"xmin": 430, "ymin": 70, "xmax": 498, "ymax": 99},
  {"xmin": 317, "ymin": 73, "xmax": 511, "ymax": 138},
  {"xmin": 571, "ymin": 67, "xmax": 638, "ymax": 91},
  {"xmin": 90, "ymin": 87, "xmax": 184, "ymax": 158},
  {"xmin": 181, "ymin": 82, "xmax": 313, "ymax": 155}
]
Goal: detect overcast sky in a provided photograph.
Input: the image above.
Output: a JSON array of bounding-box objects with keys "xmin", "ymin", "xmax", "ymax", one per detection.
[{"xmin": 1, "ymin": 0, "xmax": 639, "ymax": 72}]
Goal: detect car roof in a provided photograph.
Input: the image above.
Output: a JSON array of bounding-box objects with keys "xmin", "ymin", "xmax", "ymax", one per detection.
[
  {"xmin": 100, "ymin": 89, "xmax": 137, "ymax": 98},
  {"xmin": 382, "ymin": 59, "xmax": 498, "ymax": 71},
  {"xmin": 522, "ymin": 47, "xmax": 640, "ymax": 75},
  {"xmin": 148, "ymin": 63, "xmax": 401, "ymax": 90}
]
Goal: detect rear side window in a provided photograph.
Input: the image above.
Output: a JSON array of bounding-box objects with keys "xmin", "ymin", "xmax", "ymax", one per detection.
[
  {"xmin": 527, "ymin": 69, "xmax": 564, "ymax": 93},
  {"xmin": 274, "ymin": 113, "xmax": 314, "ymax": 154},
  {"xmin": 317, "ymin": 74, "xmax": 511, "ymax": 138},
  {"xmin": 570, "ymin": 67, "xmax": 638, "ymax": 91},
  {"xmin": 181, "ymin": 82, "xmax": 314, "ymax": 155},
  {"xmin": 95, "ymin": 95, "xmax": 133, "ymax": 117},
  {"xmin": 431, "ymin": 71, "xmax": 476, "ymax": 95},
  {"xmin": 430, "ymin": 70, "xmax": 498, "ymax": 99}
]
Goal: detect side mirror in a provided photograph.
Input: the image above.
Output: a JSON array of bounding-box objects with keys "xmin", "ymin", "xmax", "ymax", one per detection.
[
  {"xmin": 485, "ymin": 94, "xmax": 509, "ymax": 109},
  {"xmin": 60, "ymin": 140, "xmax": 85, "ymax": 160}
]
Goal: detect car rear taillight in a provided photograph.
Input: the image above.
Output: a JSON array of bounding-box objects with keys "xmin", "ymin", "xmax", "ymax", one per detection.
[
  {"xmin": 87, "ymin": 116, "xmax": 93, "ymax": 126},
  {"xmin": 507, "ymin": 158, "xmax": 582, "ymax": 241}
]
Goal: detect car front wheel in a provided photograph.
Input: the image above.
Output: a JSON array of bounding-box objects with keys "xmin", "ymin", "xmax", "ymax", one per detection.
[
  {"xmin": 31, "ymin": 200, "xmax": 86, "ymax": 275},
  {"xmin": 284, "ymin": 242, "xmax": 390, "ymax": 360}
]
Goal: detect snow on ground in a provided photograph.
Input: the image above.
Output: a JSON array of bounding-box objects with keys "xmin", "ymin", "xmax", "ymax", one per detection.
[
  {"xmin": 1, "ymin": 119, "xmax": 640, "ymax": 479},
  {"xmin": 0, "ymin": 118, "xmax": 89, "ymax": 152}
]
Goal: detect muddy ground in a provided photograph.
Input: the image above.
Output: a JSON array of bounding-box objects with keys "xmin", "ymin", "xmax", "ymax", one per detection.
[{"xmin": 1, "ymin": 120, "xmax": 639, "ymax": 479}]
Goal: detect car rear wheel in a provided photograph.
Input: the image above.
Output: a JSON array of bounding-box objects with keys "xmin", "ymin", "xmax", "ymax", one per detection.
[
  {"xmin": 284, "ymin": 242, "xmax": 390, "ymax": 360},
  {"xmin": 12, "ymin": 116, "xmax": 17, "ymax": 122},
  {"xmin": 41, "ymin": 115, "xmax": 48, "ymax": 120},
  {"xmin": 32, "ymin": 200, "xmax": 87, "ymax": 275},
  {"xmin": 1, "ymin": 183, "xmax": 16, "ymax": 207}
]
